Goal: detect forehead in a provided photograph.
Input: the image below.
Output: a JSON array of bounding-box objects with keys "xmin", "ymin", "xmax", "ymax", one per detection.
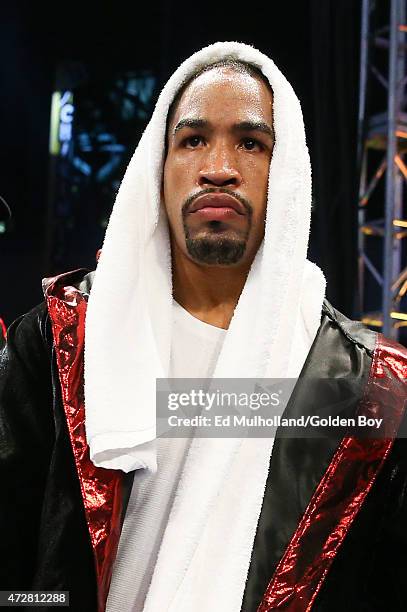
[{"xmin": 169, "ymin": 67, "xmax": 273, "ymax": 128}]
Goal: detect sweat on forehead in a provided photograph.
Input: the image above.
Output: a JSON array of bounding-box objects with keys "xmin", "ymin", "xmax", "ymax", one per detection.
[{"xmin": 165, "ymin": 59, "xmax": 273, "ymax": 140}]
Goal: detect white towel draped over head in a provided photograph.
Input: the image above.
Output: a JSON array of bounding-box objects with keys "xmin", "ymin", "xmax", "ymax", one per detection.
[
  {"xmin": 84, "ymin": 41, "xmax": 326, "ymax": 473},
  {"xmin": 85, "ymin": 41, "xmax": 326, "ymax": 612}
]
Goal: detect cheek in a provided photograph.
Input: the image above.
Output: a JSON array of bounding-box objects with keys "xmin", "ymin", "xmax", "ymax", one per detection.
[
  {"xmin": 242, "ymin": 158, "xmax": 270, "ymax": 200},
  {"xmin": 163, "ymin": 159, "xmax": 194, "ymax": 233},
  {"xmin": 164, "ymin": 155, "xmax": 197, "ymax": 199}
]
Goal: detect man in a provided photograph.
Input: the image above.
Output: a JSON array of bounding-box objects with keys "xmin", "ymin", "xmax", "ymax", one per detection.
[{"xmin": 1, "ymin": 42, "xmax": 406, "ymax": 612}]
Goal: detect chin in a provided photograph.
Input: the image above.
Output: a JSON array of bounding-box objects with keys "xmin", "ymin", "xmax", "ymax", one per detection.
[{"xmin": 185, "ymin": 236, "xmax": 247, "ymax": 266}]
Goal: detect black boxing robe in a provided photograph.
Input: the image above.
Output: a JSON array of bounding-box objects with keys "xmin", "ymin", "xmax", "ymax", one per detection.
[{"xmin": 0, "ymin": 269, "xmax": 406, "ymax": 612}]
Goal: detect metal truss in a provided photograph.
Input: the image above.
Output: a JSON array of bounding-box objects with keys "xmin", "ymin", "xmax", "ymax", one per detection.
[{"xmin": 357, "ymin": 0, "xmax": 407, "ymax": 339}]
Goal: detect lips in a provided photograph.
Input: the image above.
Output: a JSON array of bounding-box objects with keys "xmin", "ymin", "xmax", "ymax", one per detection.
[{"xmin": 188, "ymin": 193, "xmax": 246, "ymax": 215}]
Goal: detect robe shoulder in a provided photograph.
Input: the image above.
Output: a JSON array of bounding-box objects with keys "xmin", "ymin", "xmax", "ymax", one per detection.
[{"xmin": 322, "ymin": 299, "xmax": 377, "ymax": 354}]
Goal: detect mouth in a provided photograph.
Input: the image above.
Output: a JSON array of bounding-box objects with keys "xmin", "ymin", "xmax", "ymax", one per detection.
[{"xmin": 188, "ymin": 193, "xmax": 246, "ymax": 217}]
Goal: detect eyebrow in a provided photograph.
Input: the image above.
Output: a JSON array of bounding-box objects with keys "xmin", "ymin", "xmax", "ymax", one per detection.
[
  {"xmin": 234, "ymin": 121, "xmax": 274, "ymax": 139},
  {"xmin": 173, "ymin": 118, "xmax": 274, "ymax": 139},
  {"xmin": 173, "ymin": 118, "xmax": 208, "ymax": 135}
]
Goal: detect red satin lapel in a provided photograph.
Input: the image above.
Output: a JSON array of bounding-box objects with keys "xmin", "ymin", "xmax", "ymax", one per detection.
[
  {"xmin": 45, "ymin": 276, "xmax": 123, "ymax": 612},
  {"xmin": 258, "ymin": 334, "xmax": 407, "ymax": 612}
]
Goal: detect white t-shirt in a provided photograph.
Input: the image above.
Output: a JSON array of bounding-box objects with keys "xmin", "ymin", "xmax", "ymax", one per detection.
[{"xmin": 106, "ymin": 301, "xmax": 227, "ymax": 612}]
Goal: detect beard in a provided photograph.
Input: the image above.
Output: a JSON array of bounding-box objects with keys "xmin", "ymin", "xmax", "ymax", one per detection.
[
  {"xmin": 185, "ymin": 233, "xmax": 247, "ymax": 265},
  {"xmin": 181, "ymin": 188, "xmax": 253, "ymax": 265}
]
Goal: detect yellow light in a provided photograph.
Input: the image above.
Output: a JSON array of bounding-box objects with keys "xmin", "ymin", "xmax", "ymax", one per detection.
[
  {"xmin": 49, "ymin": 92, "xmax": 61, "ymax": 155},
  {"xmin": 391, "ymin": 311, "xmax": 407, "ymax": 321}
]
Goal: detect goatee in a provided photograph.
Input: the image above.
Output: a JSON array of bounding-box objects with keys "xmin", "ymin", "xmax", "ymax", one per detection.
[
  {"xmin": 181, "ymin": 187, "xmax": 253, "ymax": 265},
  {"xmin": 185, "ymin": 235, "xmax": 247, "ymax": 265}
]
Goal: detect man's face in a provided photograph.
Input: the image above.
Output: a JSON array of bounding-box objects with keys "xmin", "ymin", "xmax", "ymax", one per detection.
[{"xmin": 163, "ymin": 67, "xmax": 274, "ymax": 267}]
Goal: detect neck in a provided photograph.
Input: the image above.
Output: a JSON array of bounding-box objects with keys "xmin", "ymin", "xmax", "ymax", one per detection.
[{"xmin": 171, "ymin": 238, "xmax": 252, "ymax": 330}]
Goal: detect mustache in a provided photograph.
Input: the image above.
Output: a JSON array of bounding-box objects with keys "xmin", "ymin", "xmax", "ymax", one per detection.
[{"xmin": 181, "ymin": 187, "xmax": 253, "ymax": 217}]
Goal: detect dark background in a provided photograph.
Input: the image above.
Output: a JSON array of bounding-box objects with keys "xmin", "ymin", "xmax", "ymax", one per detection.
[{"xmin": 0, "ymin": 0, "xmax": 360, "ymax": 324}]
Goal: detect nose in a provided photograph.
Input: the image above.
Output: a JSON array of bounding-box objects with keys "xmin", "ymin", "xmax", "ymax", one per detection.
[{"xmin": 198, "ymin": 145, "xmax": 242, "ymax": 188}]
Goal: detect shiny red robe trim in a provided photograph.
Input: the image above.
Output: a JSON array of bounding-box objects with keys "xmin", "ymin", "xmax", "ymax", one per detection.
[
  {"xmin": 44, "ymin": 275, "xmax": 123, "ymax": 612},
  {"xmin": 258, "ymin": 334, "xmax": 407, "ymax": 611},
  {"xmin": 0, "ymin": 316, "xmax": 6, "ymax": 340}
]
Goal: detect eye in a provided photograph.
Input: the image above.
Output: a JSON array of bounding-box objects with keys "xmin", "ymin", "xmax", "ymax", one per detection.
[
  {"xmin": 241, "ymin": 138, "xmax": 263, "ymax": 151},
  {"xmin": 183, "ymin": 135, "xmax": 204, "ymax": 148}
]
